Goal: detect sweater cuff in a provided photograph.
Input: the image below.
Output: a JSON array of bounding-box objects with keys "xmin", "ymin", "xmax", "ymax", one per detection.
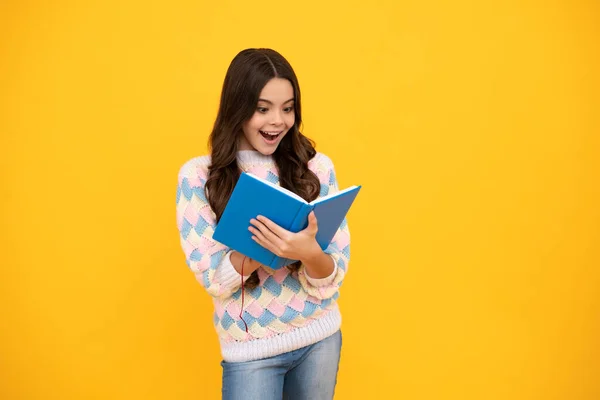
[
  {"xmin": 213, "ymin": 251, "xmax": 252, "ymax": 290},
  {"xmin": 304, "ymin": 255, "xmax": 338, "ymax": 287}
]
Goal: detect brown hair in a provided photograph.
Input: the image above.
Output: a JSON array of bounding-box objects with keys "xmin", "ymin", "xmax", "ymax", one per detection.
[{"xmin": 205, "ymin": 48, "xmax": 320, "ymax": 288}]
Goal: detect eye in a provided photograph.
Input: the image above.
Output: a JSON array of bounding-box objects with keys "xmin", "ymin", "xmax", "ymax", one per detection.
[
  {"xmin": 257, "ymin": 107, "xmax": 268, "ymax": 113},
  {"xmin": 283, "ymin": 107, "xmax": 293, "ymax": 113}
]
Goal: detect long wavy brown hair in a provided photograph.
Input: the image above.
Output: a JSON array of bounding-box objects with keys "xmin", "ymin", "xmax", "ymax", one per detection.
[{"xmin": 205, "ymin": 48, "xmax": 320, "ymax": 289}]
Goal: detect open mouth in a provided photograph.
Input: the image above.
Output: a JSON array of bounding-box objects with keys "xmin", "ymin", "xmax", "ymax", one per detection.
[{"xmin": 260, "ymin": 131, "xmax": 282, "ymax": 141}]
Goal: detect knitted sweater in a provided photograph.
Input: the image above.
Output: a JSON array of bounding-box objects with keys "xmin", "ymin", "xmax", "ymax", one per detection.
[{"xmin": 175, "ymin": 150, "xmax": 350, "ymax": 362}]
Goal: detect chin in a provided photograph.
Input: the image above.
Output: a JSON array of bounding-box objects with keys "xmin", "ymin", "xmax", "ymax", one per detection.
[{"xmin": 256, "ymin": 146, "xmax": 278, "ymax": 156}]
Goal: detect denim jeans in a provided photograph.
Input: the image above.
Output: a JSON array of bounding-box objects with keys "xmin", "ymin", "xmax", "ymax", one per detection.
[{"xmin": 221, "ymin": 330, "xmax": 342, "ymax": 400}]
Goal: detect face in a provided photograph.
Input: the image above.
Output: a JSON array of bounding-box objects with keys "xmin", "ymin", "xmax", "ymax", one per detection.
[{"xmin": 239, "ymin": 77, "xmax": 295, "ymax": 155}]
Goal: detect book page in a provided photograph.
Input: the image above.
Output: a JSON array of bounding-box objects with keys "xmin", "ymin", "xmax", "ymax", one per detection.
[
  {"xmin": 246, "ymin": 173, "xmax": 307, "ymax": 203},
  {"xmin": 310, "ymin": 185, "xmax": 360, "ymax": 205}
]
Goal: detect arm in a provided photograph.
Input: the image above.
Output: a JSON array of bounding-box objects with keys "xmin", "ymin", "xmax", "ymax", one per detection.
[
  {"xmin": 176, "ymin": 162, "xmax": 260, "ymax": 298},
  {"xmin": 298, "ymin": 217, "xmax": 350, "ymax": 300},
  {"xmin": 249, "ymin": 154, "xmax": 351, "ymax": 300},
  {"xmin": 230, "ymin": 251, "xmax": 262, "ymax": 276},
  {"xmin": 299, "ymin": 155, "xmax": 350, "ymax": 300},
  {"xmin": 301, "ymin": 247, "xmax": 335, "ymax": 279}
]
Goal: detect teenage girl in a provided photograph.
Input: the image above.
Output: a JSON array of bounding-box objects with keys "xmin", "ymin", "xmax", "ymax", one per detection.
[{"xmin": 176, "ymin": 48, "xmax": 351, "ymax": 400}]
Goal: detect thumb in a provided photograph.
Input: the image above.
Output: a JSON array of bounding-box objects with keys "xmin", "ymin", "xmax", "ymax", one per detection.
[{"xmin": 305, "ymin": 211, "xmax": 318, "ymax": 234}]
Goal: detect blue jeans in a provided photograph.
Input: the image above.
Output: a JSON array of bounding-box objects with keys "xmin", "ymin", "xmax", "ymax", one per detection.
[{"xmin": 221, "ymin": 330, "xmax": 342, "ymax": 400}]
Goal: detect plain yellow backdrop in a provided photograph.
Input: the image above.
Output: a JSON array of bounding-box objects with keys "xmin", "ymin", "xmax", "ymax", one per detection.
[{"xmin": 1, "ymin": 0, "xmax": 598, "ymax": 399}]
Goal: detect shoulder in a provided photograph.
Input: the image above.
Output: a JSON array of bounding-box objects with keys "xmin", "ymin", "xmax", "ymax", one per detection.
[
  {"xmin": 308, "ymin": 152, "xmax": 336, "ymax": 173},
  {"xmin": 177, "ymin": 154, "xmax": 212, "ymax": 186},
  {"xmin": 308, "ymin": 152, "xmax": 338, "ymax": 185}
]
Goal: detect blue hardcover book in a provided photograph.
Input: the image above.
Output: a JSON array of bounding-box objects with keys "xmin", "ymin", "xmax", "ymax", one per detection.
[{"xmin": 212, "ymin": 172, "xmax": 361, "ymax": 269}]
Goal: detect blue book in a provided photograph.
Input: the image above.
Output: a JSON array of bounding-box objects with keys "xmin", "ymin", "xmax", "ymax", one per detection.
[{"xmin": 213, "ymin": 172, "xmax": 361, "ymax": 269}]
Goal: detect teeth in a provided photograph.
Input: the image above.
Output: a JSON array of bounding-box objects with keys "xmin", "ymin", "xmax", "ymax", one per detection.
[{"xmin": 261, "ymin": 131, "xmax": 280, "ymax": 137}]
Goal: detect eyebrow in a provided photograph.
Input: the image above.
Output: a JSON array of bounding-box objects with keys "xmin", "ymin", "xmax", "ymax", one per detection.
[{"xmin": 257, "ymin": 98, "xmax": 295, "ymax": 105}]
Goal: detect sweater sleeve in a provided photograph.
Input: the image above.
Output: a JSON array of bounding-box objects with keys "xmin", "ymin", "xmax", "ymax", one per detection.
[
  {"xmin": 176, "ymin": 158, "xmax": 250, "ymax": 299},
  {"xmin": 298, "ymin": 154, "xmax": 351, "ymax": 300}
]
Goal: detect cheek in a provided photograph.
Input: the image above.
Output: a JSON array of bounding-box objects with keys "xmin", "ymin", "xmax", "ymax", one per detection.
[
  {"xmin": 241, "ymin": 121, "xmax": 251, "ymax": 137},
  {"xmin": 285, "ymin": 113, "xmax": 296, "ymax": 127},
  {"xmin": 244, "ymin": 114, "xmax": 262, "ymax": 132}
]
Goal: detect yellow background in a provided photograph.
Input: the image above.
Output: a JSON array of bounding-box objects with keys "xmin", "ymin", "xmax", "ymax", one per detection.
[{"xmin": 1, "ymin": 0, "xmax": 598, "ymax": 399}]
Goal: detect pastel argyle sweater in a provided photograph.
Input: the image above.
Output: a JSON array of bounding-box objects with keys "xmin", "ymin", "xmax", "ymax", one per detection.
[{"xmin": 176, "ymin": 150, "xmax": 350, "ymax": 362}]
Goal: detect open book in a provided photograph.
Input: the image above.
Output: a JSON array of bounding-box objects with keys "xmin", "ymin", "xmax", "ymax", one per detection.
[{"xmin": 212, "ymin": 172, "xmax": 361, "ymax": 269}]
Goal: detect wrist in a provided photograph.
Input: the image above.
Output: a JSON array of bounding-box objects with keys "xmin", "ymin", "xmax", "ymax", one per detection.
[
  {"xmin": 302, "ymin": 249, "xmax": 335, "ymax": 279},
  {"xmin": 247, "ymin": 257, "xmax": 261, "ymax": 270},
  {"xmin": 300, "ymin": 244, "xmax": 324, "ymax": 265},
  {"xmin": 231, "ymin": 251, "xmax": 262, "ymax": 276}
]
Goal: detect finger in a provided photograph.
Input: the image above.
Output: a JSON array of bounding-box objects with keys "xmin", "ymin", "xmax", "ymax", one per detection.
[
  {"xmin": 250, "ymin": 218, "xmax": 286, "ymax": 246},
  {"xmin": 250, "ymin": 231, "xmax": 279, "ymax": 255},
  {"xmin": 309, "ymin": 211, "xmax": 318, "ymax": 226},
  {"xmin": 249, "ymin": 221, "xmax": 284, "ymax": 250},
  {"xmin": 255, "ymin": 215, "xmax": 289, "ymax": 238}
]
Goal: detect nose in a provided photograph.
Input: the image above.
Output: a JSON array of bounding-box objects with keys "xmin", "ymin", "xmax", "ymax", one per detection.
[{"xmin": 271, "ymin": 110, "xmax": 284, "ymax": 126}]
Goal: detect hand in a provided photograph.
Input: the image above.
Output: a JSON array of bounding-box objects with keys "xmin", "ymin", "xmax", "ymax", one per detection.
[{"xmin": 249, "ymin": 211, "xmax": 322, "ymax": 262}]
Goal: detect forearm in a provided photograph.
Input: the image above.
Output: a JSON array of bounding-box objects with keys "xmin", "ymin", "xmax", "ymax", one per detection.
[
  {"xmin": 230, "ymin": 251, "xmax": 262, "ymax": 276},
  {"xmin": 301, "ymin": 248, "xmax": 335, "ymax": 279}
]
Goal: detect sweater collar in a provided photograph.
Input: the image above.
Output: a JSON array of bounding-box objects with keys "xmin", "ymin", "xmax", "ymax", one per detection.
[{"xmin": 236, "ymin": 150, "xmax": 275, "ymax": 165}]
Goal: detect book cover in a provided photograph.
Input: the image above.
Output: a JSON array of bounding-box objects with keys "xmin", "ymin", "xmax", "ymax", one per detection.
[{"xmin": 212, "ymin": 172, "xmax": 360, "ymax": 269}]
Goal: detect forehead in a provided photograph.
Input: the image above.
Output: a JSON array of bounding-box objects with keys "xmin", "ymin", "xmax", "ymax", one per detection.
[{"xmin": 258, "ymin": 78, "xmax": 294, "ymax": 102}]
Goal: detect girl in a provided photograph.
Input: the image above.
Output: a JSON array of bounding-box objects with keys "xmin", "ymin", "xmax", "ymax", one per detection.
[{"xmin": 176, "ymin": 48, "xmax": 351, "ymax": 400}]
